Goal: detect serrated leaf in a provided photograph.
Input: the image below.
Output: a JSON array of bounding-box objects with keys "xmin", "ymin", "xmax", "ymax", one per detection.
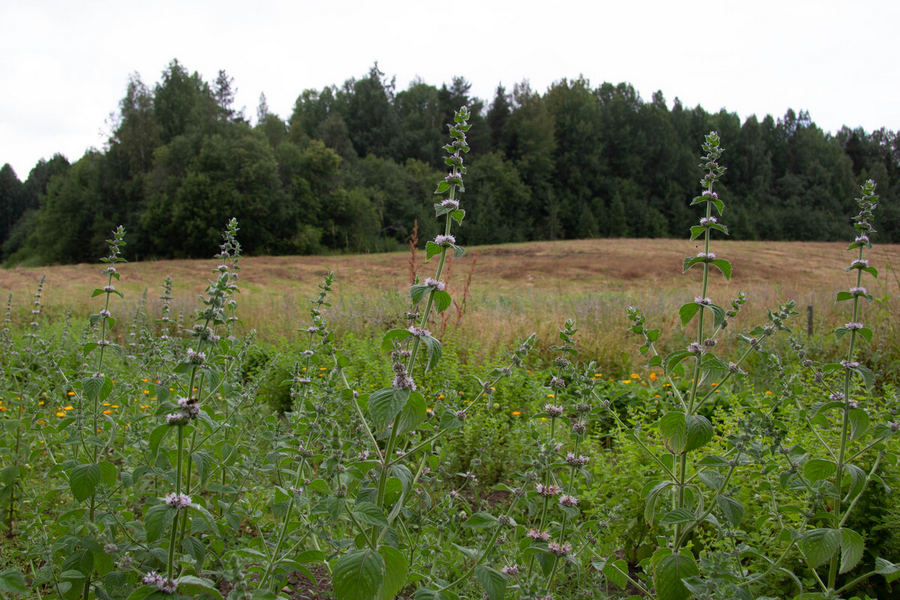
[
  {"xmin": 421, "ymin": 335, "xmax": 442, "ymax": 372},
  {"xmin": 376, "ymin": 546, "xmax": 408, "ymax": 600},
  {"xmin": 381, "ymin": 328, "xmax": 412, "ymax": 352},
  {"xmin": 67, "ymin": 463, "xmax": 101, "ymax": 502},
  {"xmin": 144, "ymin": 503, "xmax": 175, "ymax": 543},
  {"xmin": 716, "ymin": 495, "xmax": 744, "ymax": 527},
  {"xmin": 450, "ymin": 209, "xmax": 465, "ymax": 226},
  {"xmin": 395, "ymin": 391, "xmax": 426, "ymax": 435},
  {"xmin": 803, "ymin": 458, "xmax": 837, "ymax": 483},
  {"xmin": 679, "ymin": 303, "xmax": 700, "ymax": 327},
  {"xmin": 602, "ymin": 558, "xmax": 629, "ymax": 589},
  {"xmin": 849, "ymin": 408, "xmax": 869, "ymax": 441},
  {"xmin": 840, "ymin": 528, "xmax": 864, "ymax": 574},
  {"xmin": 352, "ymin": 501, "xmax": 388, "ymax": 528},
  {"xmin": 425, "ymin": 241, "xmax": 442, "ymax": 261},
  {"xmin": 463, "ymin": 512, "xmax": 499, "ymax": 529},
  {"xmin": 369, "ymin": 387, "xmax": 408, "ymax": 432},
  {"xmin": 474, "ymin": 566, "xmax": 505, "ymax": 600},
  {"xmin": 433, "ymin": 290, "xmax": 452, "ymax": 314},
  {"xmin": 654, "ymin": 553, "xmax": 699, "ymax": 600},
  {"xmin": 98, "ymin": 461, "xmax": 117, "ymax": 487},
  {"xmin": 800, "ymin": 528, "xmax": 841, "ymax": 568},
  {"xmin": 659, "ymin": 508, "xmax": 695, "ymax": 525},
  {"xmin": 333, "ymin": 549, "xmax": 385, "ymax": 600},
  {"xmin": 836, "ymin": 291, "xmax": 853, "ymax": 301},
  {"xmin": 175, "ymin": 575, "xmax": 223, "ymax": 599},
  {"xmin": 710, "ymin": 259, "xmax": 732, "ymax": 280}
]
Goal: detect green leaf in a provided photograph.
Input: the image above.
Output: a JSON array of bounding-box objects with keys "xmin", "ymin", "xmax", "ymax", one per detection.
[
  {"xmin": 425, "ymin": 241, "xmax": 442, "ymax": 261},
  {"xmin": 376, "ymin": 546, "xmax": 408, "ymax": 600},
  {"xmin": 421, "ymin": 335, "xmax": 442, "ymax": 372},
  {"xmin": 849, "ymin": 408, "xmax": 869, "ymax": 441},
  {"xmin": 333, "ymin": 549, "xmax": 385, "ymax": 600},
  {"xmin": 462, "ymin": 512, "xmax": 499, "ymax": 530},
  {"xmin": 369, "ymin": 387, "xmax": 409, "ymax": 432},
  {"xmin": 710, "ymin": 259, "xmax": 732, "ymax": 280},
  {"xmin": 657, "ymin": 412, "xmax": 712, "ymax": 454},
  {"xmin": 836, "ymin": 291, "xmax": 853, "ymax": 302},
  {"xmin": 396, "ymin": 391, "xmax": 426, "ymax": 435},
  {"xmin": 654, "ymin": 553, "xmax": 699, "ymax": 600},
  {"xmin": 98, "ymin": 461, "xmax": 117, "ymax": 487},
  {"xmin": 800, "ymin": 528, "xmax": 841, "ymax": 568},
  {"xmin": 67, "ymin": 463, "xmax": 101, "ymax": 502},
  {"xmin": 381, "ymin": 329, "xmax": 412, "ymax": 352},
  {"xmin": 410, "ymin": 284, "xmax": 429, "ymax": 303},
  {"xmin": 840, "ymin": 527, "xmax": 864, "ymax": 574},
  {"xmin": 433, "ymin": 290, "xmax": 452, "ymax": 314},
  {"xmin": 188, "ymin": 502, "xmax": 220, "ymax": 536},
  {"xmin": 875, "ymin": 557, "xmax": 900, "ymax": 582},
  {"xmin": 602, "ymin": 558, "xmax": 629, "ymax": 589},
  {"xmin": 659, "ymin": 508, "xmax": 696, "ymax": 525},
  {"xmin": 450, "ymin": 209, "xmax": 465, "ymax": 226},
  {"xmin": 144, "ymin": 503, "xmax": 175, "ymax": 543},
  {"xmin": 475, "ymin": 565, "xmax": 506, "ymax": 600},
  {"xmin": 149, "ymin": 424, "xmax": 171, "ymax": 460},
  {"xmin": 803, "ymin": 458, "xmax": 837, "ymax": 483},
  {"xmin": 175, "ymin": 576, "xmax": 223, "ymax": 600},
  {"xmin": 716, "ymin": 495, "xmax": 744, "ymax": 527},
  {"xmin": 679, "ymin": 303, "xmax": 700, "ymax": 327},
  {"xmin": 434, "ymin": 181, "xmax": 450, "ymax": 194},
  {"xmin": 352, "ymin": 501, "xmax": 388, "ymax": 528},
  {"xmin": 0, "ymin": 569, "xmax": 27, "ymax": 595},
  {"xmin": 689, "ymin": 225, "xmax": 705, "ymax": 241},
  {"xmin": 644, "ymin": 480, "xmax": 675, "ymax": 524},
  {"xmin": 664, "ymin": 351, "xmax": 693, "ymax": 377},
  {"xmin": 682, "ymin": 256, "xmax": 703, "ymax": 273}
]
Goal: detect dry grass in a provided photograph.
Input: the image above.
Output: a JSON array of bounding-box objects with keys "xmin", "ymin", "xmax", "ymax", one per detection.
[{"xmin": 2, "ymin": 238, "xmax": 898, "ymax": 371}]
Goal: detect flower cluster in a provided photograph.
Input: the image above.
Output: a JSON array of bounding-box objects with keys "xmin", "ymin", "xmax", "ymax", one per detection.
[
  {"xmin": 433, "ymin": 234, "xmax": 455, "ymax": 246},
  {"xmin": 423, "ymin": 278, "xmax": 445, "ymax": 291},
  {"xmin": 165, "ymin": 396, "xmax": 200, "ymax": 426},
  {"xmin": 142, "ymin": 572, "xmax": 178, "ymax": 594},
  {"xmin": 164, "ymin": 492, "xmax": 192, "ymax": 509}
]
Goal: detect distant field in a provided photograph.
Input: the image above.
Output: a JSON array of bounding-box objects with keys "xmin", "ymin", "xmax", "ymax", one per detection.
[{"xmin": 2, "ymin": 238, "xmax": 898, "ymax": 368}]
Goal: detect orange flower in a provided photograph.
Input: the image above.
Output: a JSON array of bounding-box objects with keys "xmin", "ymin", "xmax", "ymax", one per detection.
[
  {"xmin": 103, "ymin": 410, "xmax": 112, "ymax": 415},
  {"xmin": 512, "ymin": 411, "xmax": 522, "ymax": 416}
]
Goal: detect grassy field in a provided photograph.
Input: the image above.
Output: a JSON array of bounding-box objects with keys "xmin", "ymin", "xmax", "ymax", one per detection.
[{"xmin": 2, "ymin": 237, "xmax": 898, "ymax": 370}]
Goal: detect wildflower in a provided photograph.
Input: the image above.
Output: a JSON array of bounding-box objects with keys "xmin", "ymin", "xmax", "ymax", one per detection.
[
  {"xmin": 572, "ymin": 421, "xmax": 587, "ymax": 435},
  {"xmin": 142, "ymin": 572, "xmax": 178, "ymax": 594},
  {"xmin": 440, "ymin": 198, "xmax": 460, "ymax": 209},
  {"xmin": 526, "ymin": 529, "xmax": 551, "ymax": 541},
  {"xmin": 424, "ymin": 277, "xmax": 446, "ymax": 291},
  {"xmin": 696, "ymin": 251, "xmax": 716, "ymax": 260},
  {"xmin": 536, "ymin": 484, "xmax": 561, "ymax": 497},
  {"xmin": 548, "ymin": 541, "xmax": 573, "ymax": 557},
  {"xmin": 99, "ymin": 309, "xmax": 111, "ymax": 318},
  {"xmin": 854, "ymin": 235, "xmax": 870, "ymax": 245},
  {"xmin": 511, "ymin": 410, "xmax": 522, "ymax": 416},
  {"xmin": 544, "ymin": 404, "xmax": 564, "ymax": 417},
  {"xmin": 829, "ymin": 392, "xmax": 845, "ymax": 401},
  {"xmin": 434, "ymin": 234, "xmax": 456, "ymax": 246},
  {"xmin": 559, "ymin": 495, "xmax": 579, "ymax": 507},
  {"xmin": 549, "ymin": 376, "xmax": 566, "ymax": 389},
  {"xmin": 186, "ymin": 348, "xmax": 206, "ymax": 365},
  {"xmin": 498, "ymin": 515, "xmax": 512, "ymax": 526},
  {"xmin": 702, "ymin": 190, "xmax": 718, "ymax": 198},
  {"xmin": 841, "ymin": 360, "xmax": 860, "ymax": 369},
  {"xmin": 501, "ymin": 565, "xmax": 519, "ymax": 576},
  {"xmin": 565, "ymin": 453, "xmax": 589, "ymax": 467},
  {"xmin": 688, "ymin": 342, "xmax": 702, "ymax": 354},
  {"xmin": 407, "ymin": 325, "xmax": 431, "ymax": 337},
  {"xmin": 850, "ymin": 258, "xmax": 869, "ymax": 269},
  {"xmin": 699, "ymin": 216, "xmax": 718, "ymax": 226},
  {"xmin": 164, "ymin": 492, "xmax": 192, "ymax": 509},
  {"xmin": 102, "ymin": 285, "xmax": 116, "ymax": 293},
  {"xmin": 844, "ymin": 322, "xmax": 864, "ymax": 330},
  {"xmin": 849, "ymin": 287, "xmax": 868, "ymax": 297}
]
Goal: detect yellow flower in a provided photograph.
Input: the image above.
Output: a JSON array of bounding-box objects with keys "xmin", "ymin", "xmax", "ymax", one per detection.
[
  {"xmin": 630, "ymin": 373, "xmax": 640, "ymax": 379},
  {"xmin": 512, "ymin": 411, "xmax": 522, "ymax": 416},
  {"xmin": 67, "ymin": 391, "xmax": 75, "ymax": 396},
  {"xmin": 103, "ymin": 410, "xmax": 112, "ymax": 415},
  {"xmin": 765, "ymin": 390, "xmax": 773, "ymax": 395},
  {"xmin": 142, "ymin": 378, "xmax": 149, "ymax": 382},
  {"xmin": 56, "ymin": 411, "xmax": 66, "ymax": 417},
  {"xmin": 64, "ymin": 405, "xmax": 74, "ymax": 411},
  {"xmin": 649, "ymin": 372, "xmax": 658, "ymax": 381},
  {"xmin": 438, "ymin": 394, "xmax": 445, "ymax": 400},
  {"xmin": 621, "ymin": 380, "xmax": 631, "ymax": 384},
  {"xmin": 546, "ymin": 394, "xmax": 554, "ymax": 398}
]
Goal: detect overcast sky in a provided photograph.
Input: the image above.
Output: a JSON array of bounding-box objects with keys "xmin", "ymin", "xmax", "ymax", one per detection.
[{"xmin": 1, "ymin": 0, "xmax": 898, "ymax": 178}]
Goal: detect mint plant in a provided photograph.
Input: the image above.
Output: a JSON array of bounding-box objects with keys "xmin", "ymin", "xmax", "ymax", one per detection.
[{"xmin": 619, "ymin": 132, "xmax": 796, "ymax": 600}]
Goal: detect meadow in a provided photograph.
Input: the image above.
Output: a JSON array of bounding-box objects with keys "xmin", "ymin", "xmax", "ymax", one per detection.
[{"xmin": 0, "ymin": 114, "xmax": 898, "ymax": 600}]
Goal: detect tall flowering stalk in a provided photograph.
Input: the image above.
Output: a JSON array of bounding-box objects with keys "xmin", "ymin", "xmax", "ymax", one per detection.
[
  {"xmin": 618, "ymin": 133, "xmax": 795, "ymax": 600},
  {"xmin": 780, "ymin": 180, "xmax": 900, "ymax": 596}
]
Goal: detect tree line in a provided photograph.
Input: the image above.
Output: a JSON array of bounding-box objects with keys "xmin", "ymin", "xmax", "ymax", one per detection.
[{"xmin": 1, "ymin": 59, "xmax": 898, "ymax": 266}]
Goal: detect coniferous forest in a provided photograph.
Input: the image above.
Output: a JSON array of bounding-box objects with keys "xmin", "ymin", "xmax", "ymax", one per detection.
[{"xmin": 1, "ymin": 59, "xmax": 898, "ymax": 266}]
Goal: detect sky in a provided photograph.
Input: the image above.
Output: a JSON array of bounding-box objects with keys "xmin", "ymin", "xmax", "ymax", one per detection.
[{"xmin": 1, "ymin": 0, "xmax": 898, "ymax": 179}]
